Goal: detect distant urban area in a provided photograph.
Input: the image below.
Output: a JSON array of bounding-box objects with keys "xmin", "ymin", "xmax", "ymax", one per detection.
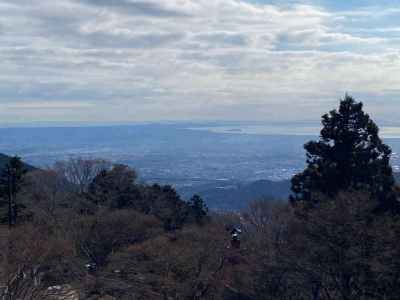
[{"xmin": 1, "ymin": 122, "xmax": 400, "ymax": 209}]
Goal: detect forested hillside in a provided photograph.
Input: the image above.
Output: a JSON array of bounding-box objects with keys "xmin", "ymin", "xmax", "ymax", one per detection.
[
  {"xmin": 0, "ymin": 153, "xmax": 35, "ymax": 172},
  {"xmin": 1, "ymin": 96, "xmax": 400, "ymax": 299}
]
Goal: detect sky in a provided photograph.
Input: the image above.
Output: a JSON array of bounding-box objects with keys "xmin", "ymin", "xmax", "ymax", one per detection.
[{"xmin": 1, "ymin": 0, "xmax": 400, "ymax": 125}]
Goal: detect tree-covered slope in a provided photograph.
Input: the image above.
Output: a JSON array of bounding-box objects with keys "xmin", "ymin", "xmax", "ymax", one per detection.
[{"xmin": 0, "ymin": 153, "xmax": 35, "ymax": 172}]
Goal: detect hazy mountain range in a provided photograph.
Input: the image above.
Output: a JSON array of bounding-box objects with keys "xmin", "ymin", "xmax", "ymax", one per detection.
[{"xmin": 179, "ymin": 179, "xmax": 291, "ymax": 210}]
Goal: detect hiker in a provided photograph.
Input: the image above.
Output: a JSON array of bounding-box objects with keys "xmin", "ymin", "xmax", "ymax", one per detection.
[{"xmin": 230, "ymin": 227, "xmax": 242, "ymax": 249}]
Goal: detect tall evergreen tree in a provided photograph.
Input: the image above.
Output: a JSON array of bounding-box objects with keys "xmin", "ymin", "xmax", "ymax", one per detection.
[
  {"xmin": 0, "ymin": 156, "xmax": 27, "ymax": 226},
  {"xmin": 188, "ymin": 194, "xmax": 208, "ymax": 225},
  {"xmin": 291, "ymin": 95, "xmax": 396, "ymax": 212}
]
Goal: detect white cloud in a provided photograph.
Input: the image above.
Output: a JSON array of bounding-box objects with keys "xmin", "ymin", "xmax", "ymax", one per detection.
[
  {"xmin": 0, "ymin": 0, "xmax": 399, "ymax": 123},
  {"xmin": 3, "ymin": 101, "xmax": 94, "ymax": 109}
]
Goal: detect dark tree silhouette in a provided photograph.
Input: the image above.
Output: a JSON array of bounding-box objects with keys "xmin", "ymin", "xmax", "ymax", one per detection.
[
  {"xmin": 88, "ymin": 164, "xmax": 140, "ymax": 210},
  {"xmin": 0, "ymin": 156, "xmax": 27, "ymax": 226},
  {"xmin": 88, "ymin": 165, "xmax": 191, "ymax": 229},
  {"xmin": 291, "ymin": 95, "xmax": 396, "ymax": 212},
  {"xmin": 189, "ymin": 194, "xmax": 209, "ymax": 225}
]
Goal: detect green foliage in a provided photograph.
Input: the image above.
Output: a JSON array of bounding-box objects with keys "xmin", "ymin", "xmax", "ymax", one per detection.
[
  {"xmin": 141, "ymin": 184, "xmax": 190, "ymax": 231},
  {"xmin": 188, "ymin": 194, "xmax": 209, "ymax": 225},
  {"xmin": 87, "ymin": 164, "xmax": 205, "ymax": 230},
  {"xmin": 88, "ymin": 164, "xmax": 140, "ymax": 210},
  {"xmin": 291, "ymin": 95, "xmax": 396, "ymax": 212}
]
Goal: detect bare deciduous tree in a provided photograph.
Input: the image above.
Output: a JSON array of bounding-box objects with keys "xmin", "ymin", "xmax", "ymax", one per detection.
[{"xmin": 54, "ymin": 158, "xmax": 111, "ymax": 194}]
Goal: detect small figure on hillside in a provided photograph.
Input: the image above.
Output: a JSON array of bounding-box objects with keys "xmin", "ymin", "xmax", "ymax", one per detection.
[
  {"xmin": 85, "ymin": 262, "xmax": 97, "ymax": 274},
  {"xmin": 230, "ymin": 227, "xmax": 242, "ymax": 249}
]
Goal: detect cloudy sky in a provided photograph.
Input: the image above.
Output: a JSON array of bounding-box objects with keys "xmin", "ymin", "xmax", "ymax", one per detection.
[{"xmin": 1, "ymin": 0, "xmax": 400, "ymax": 124}]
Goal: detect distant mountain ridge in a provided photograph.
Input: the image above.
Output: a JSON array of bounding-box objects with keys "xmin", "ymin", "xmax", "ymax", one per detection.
[
  {"xmin": 180, "ymin": 173, "xmax": 400, "ymax": 211},
  {"xmin": 179, "ymin": 179, "xmax": 291, "ymax": 210}
]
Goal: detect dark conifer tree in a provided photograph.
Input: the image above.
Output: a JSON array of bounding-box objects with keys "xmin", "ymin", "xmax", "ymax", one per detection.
[
  {"xmin": 189, "ymin": 194, "xmax": 208, "ymax": 225},
  {"xmin": 88, "ymin": 164, "xmax": 139, "ymax": 210},
  {"xmin": 0, "ymin": 156, "xmax": 27, "ymax": 226},
  {"xmin": 291, "ymin": 95, "xmax": 397, "ymax": 212}
]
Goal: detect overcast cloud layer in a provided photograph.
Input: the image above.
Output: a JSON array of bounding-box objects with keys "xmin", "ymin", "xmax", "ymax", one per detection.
[{"xmin": 1, "ymin": 0, "xmax": 400, "ymax": 124}]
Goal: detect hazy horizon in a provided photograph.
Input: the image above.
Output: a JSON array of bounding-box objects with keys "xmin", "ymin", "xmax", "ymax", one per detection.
[{"xmin": 2, "ymin": 120, "xmax": 400, "ymax": 138}]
